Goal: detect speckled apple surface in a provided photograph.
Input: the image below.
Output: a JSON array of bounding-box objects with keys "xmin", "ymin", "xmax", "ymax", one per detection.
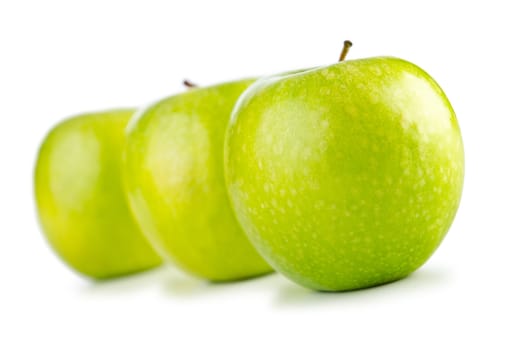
[
  {"xmin": 34, "ymin": 110, "xmax": 162, "ymax": 279},
  {"xmin": 123, "ymin": 80, "xmax": 272, "ymax": 281},
  {"xmin": 225, "ymin": 57, "xmax": 464, "ymax": 291}
]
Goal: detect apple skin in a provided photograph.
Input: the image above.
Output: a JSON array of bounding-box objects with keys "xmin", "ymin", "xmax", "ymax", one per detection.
[
  {"xmin": 34, "ymin": 109, "xmax": 162, "ymax": 279},
  {"xmin": 225, "ymin": 57, "xmax": 464, "ymax": 291},
  {"xmin": 123, "ymin": 79, "xmax": 272, "ymax": 282}
]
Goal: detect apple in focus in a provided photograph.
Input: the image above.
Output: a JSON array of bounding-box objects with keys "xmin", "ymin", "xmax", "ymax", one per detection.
[{"xmin": 225, "ymin": 45, "xmax": 464, "ymax": 291}]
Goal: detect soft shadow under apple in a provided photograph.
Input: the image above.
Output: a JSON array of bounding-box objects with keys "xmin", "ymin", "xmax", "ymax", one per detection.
[
  {"xmin": 80, "ymin": 266, "xmax": 174, "ymax": 296},
  {"xmin": 273, "ymin": 266, "xmax": 452, "ymax": 308},
  {"xmin": 161, "ymin": 270, "xmax": 279, "ymax": 298}
]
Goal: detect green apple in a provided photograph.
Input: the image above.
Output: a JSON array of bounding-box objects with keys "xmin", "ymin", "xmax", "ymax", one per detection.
[
  {"xmin": 34, "ymin": 109, "xmax": 162, "ymax": 279},
  {"xmin": 123, "ymin": 79, "xmax": 272, "ymax": 281},
  {"xmin": 225, "ymin": 43, "xmax": 464, "ymax": 291}
]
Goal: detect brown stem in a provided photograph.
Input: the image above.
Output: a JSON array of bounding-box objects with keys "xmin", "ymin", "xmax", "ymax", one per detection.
[
  {"xmin": 339, "ymin": 40, "xmax": 353, "ymax": 62},
  {"xmin": 183, "ymin": 80, "xmax": 198, "ymax": 88}
]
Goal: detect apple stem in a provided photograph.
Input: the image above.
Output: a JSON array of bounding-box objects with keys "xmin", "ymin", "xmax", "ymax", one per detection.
[
  {"xmin": 183, "ymin": 80, "xmax": 198, "ymax": 89},
  {"xmin": 339, "ymin": 40, "xmax": 353, "ymax": 62}
]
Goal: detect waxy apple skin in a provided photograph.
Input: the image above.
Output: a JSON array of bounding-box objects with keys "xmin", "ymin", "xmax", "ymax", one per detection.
[
  {"xmin": 123, "ymin": 80, "xmax": 272, "ymax": 282},
  {"xmin": 225, "ymin": 57, "xmax": 464, "ymax": 291},
  {"xmin": 34, "ymin": 110, "xmax": 162, "ymax": 279}
]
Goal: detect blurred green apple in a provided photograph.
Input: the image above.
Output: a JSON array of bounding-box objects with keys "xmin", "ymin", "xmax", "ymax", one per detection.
[
  {"xmin": 225, "ymin": 45, "xmax": 464, "ymax": 291},
  {"xmin": 123, "ymin": 80, "xmax": 272, "ymax": 281},
  {"xmin": 35, "ymin": 109, "xmax": 162, "ymax": 279}
]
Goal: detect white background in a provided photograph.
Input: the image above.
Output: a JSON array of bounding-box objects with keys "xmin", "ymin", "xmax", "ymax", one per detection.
[{"xmin": 1, "ymin": 0, "xmax": 527, "ymax": 349}]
